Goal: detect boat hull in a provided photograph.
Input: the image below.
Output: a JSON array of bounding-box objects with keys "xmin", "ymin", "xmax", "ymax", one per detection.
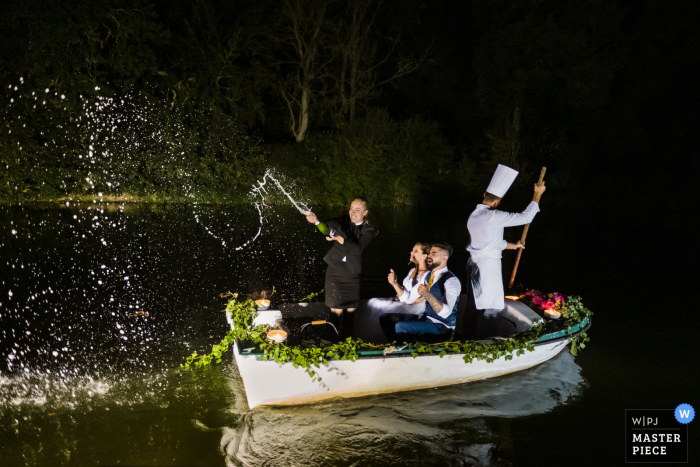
[{"xmin": 233, "ymin": 338, "xmax": 570, "ymax": 409}]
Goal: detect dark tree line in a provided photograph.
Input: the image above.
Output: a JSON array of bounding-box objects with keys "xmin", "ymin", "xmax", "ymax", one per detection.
[{"xmin": 1, "ymin": 0, "xmax": 698, "ymax": 205}]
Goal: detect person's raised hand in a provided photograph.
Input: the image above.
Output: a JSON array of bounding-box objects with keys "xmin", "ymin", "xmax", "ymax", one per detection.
[
  {"xmin": 306, "ymin": 212, "xmax": 318, "ymax": 224},
  {"xmin": 388, "ymin": 269, "xmax": 398, "ymax": 285},
  {"xmin": 417, "ymin": 283, "xmax": 429, "ymax": 298},
  {"xmin": 326, "ymin": 234, "xmax": 344, "ymax": 244},
  {"xmin": 534, "ymin": 181, "xmax": 546, "ymax": 196}
]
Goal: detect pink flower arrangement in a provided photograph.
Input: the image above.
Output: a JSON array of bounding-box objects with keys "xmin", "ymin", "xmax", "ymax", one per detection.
[{"xmin": 525, "ymin": 290, "xmax": 566, "ymax": 312}]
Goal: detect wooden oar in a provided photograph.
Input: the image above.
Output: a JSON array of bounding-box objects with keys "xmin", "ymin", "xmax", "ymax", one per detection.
[{"xmin": 508, "ymin": 167, "xmax": 546, "ymax": 290}]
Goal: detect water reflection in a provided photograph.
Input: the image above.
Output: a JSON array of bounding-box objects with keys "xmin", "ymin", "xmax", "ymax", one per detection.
[
  {"xmin": 222, "ymin": 351, "xmax": 585, "ymax": 466},
  {"xmin": 0, "ymin": 365, "xmax": 237, "ymax": 466}
]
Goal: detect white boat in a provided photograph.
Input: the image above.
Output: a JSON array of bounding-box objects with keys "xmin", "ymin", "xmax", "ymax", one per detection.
[{"xmin": 229, "ymin": 297, "xmax": 590, "ymax": 409}]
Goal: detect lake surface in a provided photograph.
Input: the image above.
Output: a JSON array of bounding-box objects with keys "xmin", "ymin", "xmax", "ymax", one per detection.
[{"xmin": 0, "ymin": 198, "xmax": 697, "ymax": 466}]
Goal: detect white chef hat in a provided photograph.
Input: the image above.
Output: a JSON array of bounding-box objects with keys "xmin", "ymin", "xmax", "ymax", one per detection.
[{"xmin": 486, "ymin": 164, "xmax": 519, "ymax": 198}]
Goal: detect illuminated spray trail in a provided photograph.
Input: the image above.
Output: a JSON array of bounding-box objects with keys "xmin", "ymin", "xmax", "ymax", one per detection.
[
  {"xmin": 251, "ymin": 169, "xmax": 311, "ymax": 216},
  {"xmin": 193, "ymin": 202, "xmax": 263, "ymax": 250},
  {"xmin": 195, "ymin": 169, "xmax": 311, "ymax": 250},
  {"xmin": 232, "ymin": 202, "xmax": 263, "ymax": 251}
]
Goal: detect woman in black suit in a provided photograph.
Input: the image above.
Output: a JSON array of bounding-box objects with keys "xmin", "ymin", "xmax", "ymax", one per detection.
[{"xmin": 306, "ymin": 198, "xmax": 376, "ymax": 321}]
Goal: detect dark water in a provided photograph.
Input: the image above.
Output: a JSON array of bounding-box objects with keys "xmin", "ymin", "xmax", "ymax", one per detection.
[{"xmin": 0, "ymin": 199, "xmax": 697, "ymax": 466}]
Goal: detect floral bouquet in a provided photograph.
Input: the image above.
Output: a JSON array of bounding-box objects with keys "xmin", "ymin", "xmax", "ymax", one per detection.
[
  {"xmin": 523, "ymin": 290, "xmax": 592, "ymax": 354},
  {"xmin": 525, "ymin": 290, "xmax": 566, "ymax": 316}
]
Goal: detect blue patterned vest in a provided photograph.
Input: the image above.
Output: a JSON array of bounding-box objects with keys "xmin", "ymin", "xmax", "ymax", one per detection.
[{"xmin": 423, "ymin": 270, "xmax": 459, "ymax": 328}]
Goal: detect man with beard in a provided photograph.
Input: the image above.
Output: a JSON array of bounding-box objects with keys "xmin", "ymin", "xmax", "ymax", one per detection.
[
  {"xmin": 466, "ymin": 164, "xmax": 546, "ymax": 339},
  {"xmin": 379, "ymin": 243, "xmax": 461, "ymax": 343}
]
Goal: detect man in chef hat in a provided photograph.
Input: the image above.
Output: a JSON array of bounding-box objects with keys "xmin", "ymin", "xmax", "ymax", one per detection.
[{"xmin": 466, "ymin": 164, "xmax": 546, "ymax": 339}]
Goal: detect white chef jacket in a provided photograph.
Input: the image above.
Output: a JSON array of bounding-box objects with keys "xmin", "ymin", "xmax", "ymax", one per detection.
[
  {"xmin": 398, "ymin": 268, "xmax": 429, "ymax": 304},
  {"xmin": 466, "ymin": 201, "xmax": 540, "ymax": 310}
]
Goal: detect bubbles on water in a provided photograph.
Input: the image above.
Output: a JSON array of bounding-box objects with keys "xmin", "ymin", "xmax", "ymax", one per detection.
[
  {"xmin": 0, "ymin": 363, "xmax": 221, "ymax": 414},
  {"xmin": 0, "ymin": 203, "xmax": 325, "ymax": 411},
  {"xmin": 1, "ymin": 79, "xmax": 325, "ymax": 417}
]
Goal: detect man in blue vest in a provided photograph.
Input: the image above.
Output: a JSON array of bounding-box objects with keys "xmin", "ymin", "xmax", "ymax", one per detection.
[{"xmin": 379, "ymin": 243, "xmax": 462, "ymax": 343}]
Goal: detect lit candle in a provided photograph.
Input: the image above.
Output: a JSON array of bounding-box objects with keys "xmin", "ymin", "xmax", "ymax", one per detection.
[
  {"xmin": 544, "ymin": 308, "xmax": 561, "ymax": 319},
  {"xmin": 267, "ymin": 330, "xmax": 287, "ymax": 342}
]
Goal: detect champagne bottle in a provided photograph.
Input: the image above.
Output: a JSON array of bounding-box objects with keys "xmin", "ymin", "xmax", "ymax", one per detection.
[{"xmin": 316, "ymin": 221, "xmax": 330, "ymax": 236}]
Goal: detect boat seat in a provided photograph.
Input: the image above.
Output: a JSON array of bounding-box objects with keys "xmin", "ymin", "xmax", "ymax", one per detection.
[
  {"xmin": 501, "ymin": 299, "xmax": 543, "ymax": 333},
  {"xmin": 453, "ymin": 294, "xmax": 542, "ymax": 340}
]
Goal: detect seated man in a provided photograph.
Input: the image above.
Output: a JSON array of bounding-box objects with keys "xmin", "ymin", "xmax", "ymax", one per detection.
[{"xmin": 380, "ymin": 243, "xmax": 461, "ymax": 343}]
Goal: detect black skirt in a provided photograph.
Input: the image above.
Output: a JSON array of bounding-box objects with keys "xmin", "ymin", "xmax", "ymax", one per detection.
[{"xmin": 325, "ymin": 262, "xmax": 361, "ymax": 309}]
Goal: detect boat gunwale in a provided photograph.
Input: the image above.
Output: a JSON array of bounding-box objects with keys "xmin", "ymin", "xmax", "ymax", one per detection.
[{"xmin": 236, "ymin": 316, "xmax": 591, "ymax": 361}]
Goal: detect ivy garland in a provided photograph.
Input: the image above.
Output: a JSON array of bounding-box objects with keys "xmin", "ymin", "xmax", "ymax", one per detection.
[{"xmin": 184, "ymin": 291, "xmax": 592, "ymax": 386}]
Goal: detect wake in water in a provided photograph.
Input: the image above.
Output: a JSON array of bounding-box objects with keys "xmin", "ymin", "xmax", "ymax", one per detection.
[{"xmin": 195, "ymin": 169, "xmax": 311, "ymax": 250}]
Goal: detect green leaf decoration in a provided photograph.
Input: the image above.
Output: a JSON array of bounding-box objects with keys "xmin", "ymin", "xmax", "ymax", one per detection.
[{"xmin": 184, "ymin": 290, "xmax": 592, "ymax": 386}]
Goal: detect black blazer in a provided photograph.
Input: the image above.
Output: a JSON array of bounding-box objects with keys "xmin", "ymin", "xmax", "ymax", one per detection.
[{"xmin": 322, "ymin": 216, "xmax": 376, "ymax": 275}]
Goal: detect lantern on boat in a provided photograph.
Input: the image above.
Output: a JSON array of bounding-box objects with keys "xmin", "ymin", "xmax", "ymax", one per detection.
[
  {"xmin": 267, "ymin": 329, "xmax": 287, "ymax": 343},
  {"xmin": 255, "ymin": 290, "xmax": 271, "ymax": 310},
  {"xmin": 543, "ymin": 305, "xmax": 561, "ymax": 319}
]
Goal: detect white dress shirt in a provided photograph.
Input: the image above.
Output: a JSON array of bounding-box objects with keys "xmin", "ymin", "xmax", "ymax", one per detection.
[
  {"xmin": 424, "ymin": 267, "xmax": 461, "ymax": 328},
  {"xmin": 398, "ymin": 268, "xmax": 429, "ymax": 304}
]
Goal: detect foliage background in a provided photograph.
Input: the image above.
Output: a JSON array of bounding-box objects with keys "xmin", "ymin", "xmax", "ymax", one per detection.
[{"xmin": 1, "ymin": 0, "xmax": 698, "ymax": 206}]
